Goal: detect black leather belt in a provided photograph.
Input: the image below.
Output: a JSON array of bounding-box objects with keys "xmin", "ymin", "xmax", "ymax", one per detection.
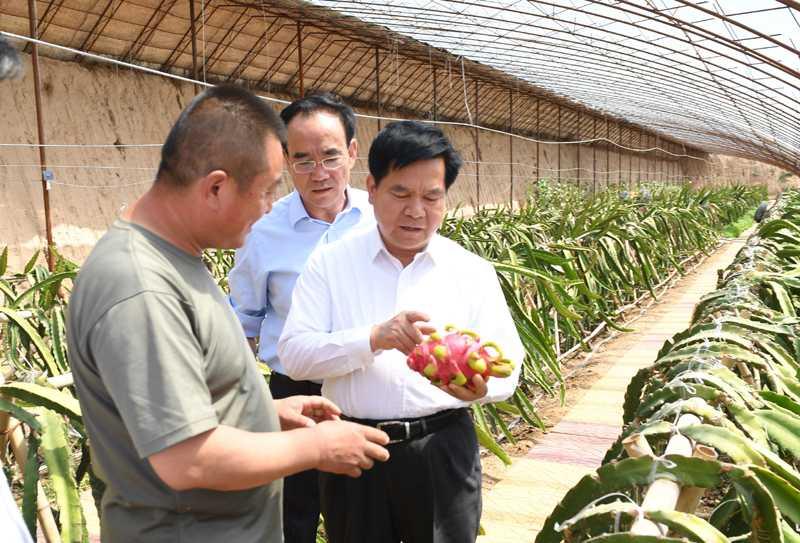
[{"xmin": 344, "ymin": 408, "xmax": 464, "ymax": 444}]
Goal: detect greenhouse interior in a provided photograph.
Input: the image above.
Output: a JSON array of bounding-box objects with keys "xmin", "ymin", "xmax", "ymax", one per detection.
[{"xmin": 1, "ymin": 1, "xmax": 800, "ymax": 542}]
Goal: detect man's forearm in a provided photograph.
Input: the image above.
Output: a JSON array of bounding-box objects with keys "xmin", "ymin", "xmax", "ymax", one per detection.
[
  {"xmin": 149, "ymin": 425, "xmax": 320, "ymax": 492},
  {"xmin": 278, "ymin": 326, "xmax": 374, "ymax": 380}
]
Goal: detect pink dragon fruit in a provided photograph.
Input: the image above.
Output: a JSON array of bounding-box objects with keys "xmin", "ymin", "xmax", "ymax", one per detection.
[{"xmin": 406, "ymin": 325, "xmax": 514, "ymax": 391}]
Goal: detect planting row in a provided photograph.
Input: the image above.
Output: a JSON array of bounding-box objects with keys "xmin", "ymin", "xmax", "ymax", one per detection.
[{"xmin": 537, "ymin": 189, "xmax": 800, "ymax": 543}]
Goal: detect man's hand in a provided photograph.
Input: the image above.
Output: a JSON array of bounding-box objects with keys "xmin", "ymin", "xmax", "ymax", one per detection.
[
  {"xmin": 313, "ymin": 421, "xmax": 391, "ymax": 478},
  {"xmin": 275, "ymin": 396, "xmax": 342, "ymax": 430},
  {"xmin": 438, "ymin": 374, "xmax": 488, "ymax": 402},
  {"xmin": 370, "ymin": 311, "xmax": 437, "ymax": 355}
]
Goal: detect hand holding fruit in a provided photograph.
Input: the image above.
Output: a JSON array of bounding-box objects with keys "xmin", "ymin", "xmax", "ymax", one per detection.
[{"xmin": 406, "ymin": 325, "xmax": 515, "ymax": 395}]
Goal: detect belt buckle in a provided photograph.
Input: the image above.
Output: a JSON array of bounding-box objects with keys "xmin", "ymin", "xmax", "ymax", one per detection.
[{"xmin": 376, "ymin": 420, "xmax": 411, "ymax": 444}]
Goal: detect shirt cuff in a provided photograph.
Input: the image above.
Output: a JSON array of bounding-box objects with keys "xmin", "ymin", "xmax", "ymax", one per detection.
[
  {"xmin": 137, "ymin": 413, "xmax": 219, "ymax": 459},
  {"xmin": 233, "ymin": 308, "xmax": 264, "ymax": 338},
  {"xmin": 344, "ymin": 325, "xmax": 376, "ymax": 370}
]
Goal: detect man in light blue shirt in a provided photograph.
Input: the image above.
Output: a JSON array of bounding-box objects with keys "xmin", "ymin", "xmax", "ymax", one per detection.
[{"xmin": 229, "ymin": 93, "xmax": 374, "ymax": 543}]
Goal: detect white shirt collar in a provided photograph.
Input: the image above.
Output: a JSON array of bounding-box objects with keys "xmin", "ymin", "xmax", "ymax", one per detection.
[
  {"xmin": 366, "ymin": 225, "xmax": 445, "ymax": 267},
  {"xmin": 288, "ymin": 186, "xmax": 364, "ymax": 228}
]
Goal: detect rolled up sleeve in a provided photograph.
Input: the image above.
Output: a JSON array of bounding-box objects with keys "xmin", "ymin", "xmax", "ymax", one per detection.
[{"xmin": 229, "ymin": 240, "xmax": 268, "ymax": 338}]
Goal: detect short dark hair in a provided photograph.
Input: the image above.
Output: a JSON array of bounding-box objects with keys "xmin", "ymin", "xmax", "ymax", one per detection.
[
  {"xmin": 280, "ymin": 92, "xmax": 356, "ymax": 146},
  {"xmin": 156, "ymin": 84, "xmax": 286, "ymax": 190},
  {"xmin": 368, "ymin": 121, "xmax": 462, "ymax": 189}
]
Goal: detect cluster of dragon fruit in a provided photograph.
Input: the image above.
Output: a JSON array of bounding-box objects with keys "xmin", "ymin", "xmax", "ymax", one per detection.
[{"xmin": 406, "ymin": 325, "xmax": 514, "ymax": 390}]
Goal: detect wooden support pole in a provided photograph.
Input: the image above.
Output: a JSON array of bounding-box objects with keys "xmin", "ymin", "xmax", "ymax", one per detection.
[
  {"xmin": 189, "ymin": 0, "xmax": 198, "ymax": 93},
  {"xmin": 28, "ymin": 0, "xmax": 54, "ymax": 271},
  {"xmin": 576, "ymin": 111, "xmax": 581, "ymax": 188},
  {"xmin": 656, "ymin": 136, "xmax": 661, "ymax": 183},
  {"xmin": 374, "ymin": 47, "xmax": 381, "ymax": 131},
  {"xmin": 296, "ymin": 22, "xmax": 304, "ymax": 97},
  {"xmin": 592, "ymin": 117, "xmax": 597, "ymax": 194},
  {"xmin": 557, "ymin": 105, "xmax": 562, "ymax": 183},
  {"xmin": 618, "ymin": 124, "xmax": 623, "ymax": 189},
  {"xmin": 628, "ymin": 130, "xmax": 633, "ymax": 190},
  {"xmin": 474, "ymin": 80, "xmax": 480, "ymax": 207},
  {"xmin": 535, "ymin": 98, "xmax": 540, "ymax": 182},
  {"xmin": 509, "ymin": 89, "xmax": 513, "ymax": 207},
  {"xmin": 606, "ymin": 119, "xmax": 611, "ymax": 189},
  {"xmin": 637, "ymin": 130, "xmax": 642, "ymax": 186},
  {"xmin": 432, "ymin": 66, "xmax": 438, "ymax": 121}
]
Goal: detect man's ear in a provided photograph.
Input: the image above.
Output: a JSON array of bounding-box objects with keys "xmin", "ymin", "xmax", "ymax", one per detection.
[
  {"xmin": 366, "ymin": 174, "xmax": 376, "ymax": 205},
  {"xmin": 199, "ymin": 170, "xmax": 229, "ymax": 211},
  {"xmin": 348, "ymin": 139, "xmax": 358, "ymax": 166}
]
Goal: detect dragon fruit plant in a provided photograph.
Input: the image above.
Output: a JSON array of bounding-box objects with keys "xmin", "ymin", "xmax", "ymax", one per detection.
[{"xmin": 406, "ymin": 325, "xmax": 514, "ymax": 390}]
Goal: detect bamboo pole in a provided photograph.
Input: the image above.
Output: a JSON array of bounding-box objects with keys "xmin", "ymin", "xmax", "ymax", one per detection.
[
  {"xmin": 0, "ymin": 370, "xmax": 61, "ymax": 542},
  {"xmin": 676, "ymin": 444, "xmax": 718, "ymax": 514},
  {"xmin": 631, "ymin": 413, "xmax": 700, "ymax": 535},
  {"xmin": 28, "ymin": 0, "xmax": 55, "ymax": 272},
  {"xmin": 622, "ymin": 433, "xmax": 654, "ymax": 459}
]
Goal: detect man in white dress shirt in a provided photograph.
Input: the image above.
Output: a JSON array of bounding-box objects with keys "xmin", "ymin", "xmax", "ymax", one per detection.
[{"xmin": 279, "ymin": 120, "xmax": 523, "ymax": 543}]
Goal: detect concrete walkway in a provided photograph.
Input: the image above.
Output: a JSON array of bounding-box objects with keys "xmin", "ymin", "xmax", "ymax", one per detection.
[{"xmin": 478, "ymin": 235, "xmax": 748, "ymax": 543}]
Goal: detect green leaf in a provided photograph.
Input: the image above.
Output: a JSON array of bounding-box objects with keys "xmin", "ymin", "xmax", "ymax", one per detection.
[
  {"xmin": 39, "ymin": 409, "xmax": 86, "ymax": 542},
  {"xmin": 473, "ymin": 408, "xmax": 512, "ymax": 466},
  {"xmin": 0, "ymin": 307, "xmax": 59, "ymax": 376},
  {"xmin": 753, "ymin": 409, "xmax": 800, "ymax": 458},
  {"xmin": 0, "ymin": 382, "xmax": 82, "ymax": 429},
  {"xmin": 21, "ymin": 431, "xmax": 41, "ymax": 540},
  {"xmin": 583, "ymin": 534, "xmax": 687, "ymax": 543},
  {"xmin": 0, "ymin": 396, "xmax": 42, "ymax": 432},
  {"xmin": 681, "ymin": 424, "xmax": 765, "ymax": 466},
  {"xmin": 13, "ymin": 271, "xmax": 76, "ymax": 308},
  {"xmin": 751, "ymin": 466, "xmax": 800, "ymax": 526},
  {"xmin": 0, "ymin": 246, "xmax": 7, "ymax": 276},
  {"xmin": 646, "ymin": 509, "xmax": 729, "ymax": 543},
  {"xmin": 23, "ymin": 250, "xmax": 40, "ymax": 275}
]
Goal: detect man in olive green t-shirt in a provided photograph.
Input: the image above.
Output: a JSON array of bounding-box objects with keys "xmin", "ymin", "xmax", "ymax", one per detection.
[{"xmin": 67, "ymin": 85, "xmax": 390, "ymax": 543}]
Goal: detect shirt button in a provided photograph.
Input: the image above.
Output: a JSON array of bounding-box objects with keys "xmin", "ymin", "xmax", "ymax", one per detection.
[{"xmin": 240, "ymin": 383, "xmax": 249, "ymax": 392}]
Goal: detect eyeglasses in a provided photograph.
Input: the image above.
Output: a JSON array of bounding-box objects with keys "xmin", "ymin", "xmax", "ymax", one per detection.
[{"xmin": 291, "ymin": 156, "xmax": 347, "ymax": 174}]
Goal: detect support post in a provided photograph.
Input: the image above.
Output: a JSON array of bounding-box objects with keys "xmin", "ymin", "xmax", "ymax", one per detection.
[
  {"xmin": 189, "ymin": 0, "xmax": 199, "ymax": 93},
  {"xmin": 557, "ymin": 105, "xmax": 562, "ymax": 183},
  {"xmin": 637, "ymin": 130, "xmax": 642, "ymax": 186},
  {"xmin": 28, "ymin": 0, "xmax": 55, "ymax": 271},
  {"xmin": 618, "ymin": 124, "xmax": 623, "ymax": 189},
  {"xmin": 592, "ymin": 117, "xmax": 597, "ymax": 194},
  {"xmin": 375, "ymin": 47, "xmax": 381, "ymax": 131},
  {"xmin": 576, "ymin": 111, "xmax": 581, "ymax": 188},
  {"xmin": 432, "ymin": 66, "xmax": 438, "ymax": 121},
  {"xmin": 535, "ymin": 98, "xmax": 540, "ymax": 182},
  {"xmin": 474, "ymin": 80, "xmax": 480, "ymax": 207},
  {"xmin": 296, "ymin": 22, "xmax": 304, "ymax": 97},
  {"xmin": 606, "ymin": 119, "xmax": 611, "ymax": 189},
  {"xmin": 509, "ymin": 89, "xmax": 513, "ymax": 207},
  {"xmin": 656, "ymin": 136, "xmax": 661, "ymax": 183}
]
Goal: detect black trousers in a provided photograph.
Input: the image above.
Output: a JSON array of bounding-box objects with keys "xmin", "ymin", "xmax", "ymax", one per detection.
[
  {"xmin": 319, "ymin": 409, "xmax": 482, "ymax": 543},
  {"xmin": 269, "ymin": 372, "xmax": 323, "ymax": 543}
]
